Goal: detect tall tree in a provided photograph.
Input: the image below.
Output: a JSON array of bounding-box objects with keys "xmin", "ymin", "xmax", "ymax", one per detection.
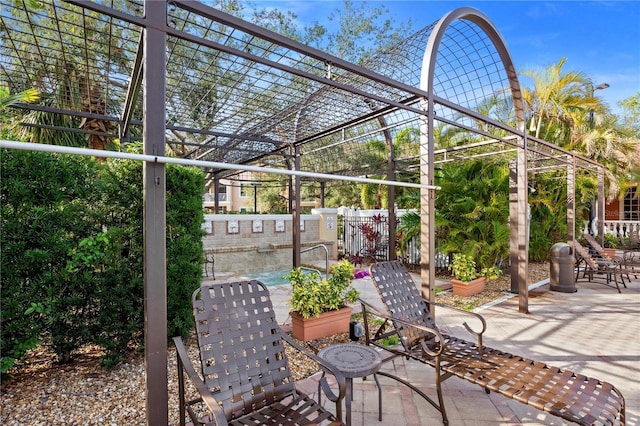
[
  {"xmin": 521, "ymin": 57, "xmax": 596, "ymax": 141},
  {"xmin": 522, "ymin": 59, "xmax": 638, "ymax": 200}
]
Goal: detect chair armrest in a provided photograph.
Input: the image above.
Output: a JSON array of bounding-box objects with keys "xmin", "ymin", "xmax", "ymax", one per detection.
[
  {"xmin": 280, "ymin": 332, "xmax": 346, "ymax": 404},
  {"xmin": 622, "ymin": 250, "xmax": 640, "ymax": 267},
  {"xmin": 425, "ymin": 300, "xmax": 487, "ymax": 344},
  {"xmin": 173, "ymin": 336, "xmax": 228, "ymax": 426},
  {"xmin": 359, "ymin": 298, "xmax": 445, "ymax": 357}
]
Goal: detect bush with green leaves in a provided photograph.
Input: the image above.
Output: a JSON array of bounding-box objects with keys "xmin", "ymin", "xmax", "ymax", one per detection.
[
  {"xmin": 435, "ymin": 159, "xmax": 510, "ymax": 270},
  {"xmin": 1, "ymin": 149, "xmax": 100, "ymax": 372},
  {"xmin": 1, "ymin": 149, "xmax": 204, "ymax": 373},
  {"xmin": 448, "ymin": 253, "xmax": 478, "ymax": 282},
  {"xmin": 286, "ymin": 260, "xmax": 359, "ymax": 319}
]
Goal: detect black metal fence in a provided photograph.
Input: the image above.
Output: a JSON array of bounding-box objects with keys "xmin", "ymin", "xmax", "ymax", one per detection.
[
  {"xmin": 338, "ymin": 213, "xmax": 391, "ymax": 263},
  {"xmin": 338, "ymin": 212, "xmax": 450, "ymax": 270}
]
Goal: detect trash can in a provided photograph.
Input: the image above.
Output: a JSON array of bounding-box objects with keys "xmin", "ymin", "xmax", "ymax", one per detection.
[{"xmin": 549, "ymin": 242, "xmax": 576, "ymax": 293}]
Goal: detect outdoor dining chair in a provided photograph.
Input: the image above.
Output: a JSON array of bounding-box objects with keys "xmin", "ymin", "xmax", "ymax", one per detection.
[{"xmin": 173, "ymin": 280, "xmax": 346, "ymax": 426}]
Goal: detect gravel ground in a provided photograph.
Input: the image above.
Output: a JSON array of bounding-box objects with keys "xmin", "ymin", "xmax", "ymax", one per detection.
[{"xmin": 0, "ymin": 262, "xmax": 549, "ymax": 425}]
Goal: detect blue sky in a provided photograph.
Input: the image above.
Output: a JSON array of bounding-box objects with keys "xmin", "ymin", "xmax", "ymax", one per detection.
[{"xmin": 247, "ymin": 1, "xmax": 640, "ymax": 115}]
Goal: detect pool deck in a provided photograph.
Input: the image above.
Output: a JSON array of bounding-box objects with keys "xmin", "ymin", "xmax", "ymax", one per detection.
[{"xmin": 205, "ymin": 268, "xmax": 639, "ymax": 425}]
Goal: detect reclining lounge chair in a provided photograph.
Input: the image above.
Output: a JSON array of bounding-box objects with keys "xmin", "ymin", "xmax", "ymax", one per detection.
[
  {"xmin": 361, "ymin": 260, "xmax": 625, "ymax": 426},
  {"xmin": 174, "ymin": 280, "xmax": 346, "ymax": 426},
  {"xmin": 573, "ymin": 241, "xmax": 627, "ymax": 293}
]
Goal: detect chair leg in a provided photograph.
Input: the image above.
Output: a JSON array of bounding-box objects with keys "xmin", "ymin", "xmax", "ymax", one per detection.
[
  {"xmin": 176, "ymin": 352, "xmax": 186, "ymax": 426},
  {"xmin": 612, "ymin": 272, "xmax": 622, "ymax": 293},
  {"xmin": 434, "ymin": 367, "xmax": 449, "ymax": 426}
]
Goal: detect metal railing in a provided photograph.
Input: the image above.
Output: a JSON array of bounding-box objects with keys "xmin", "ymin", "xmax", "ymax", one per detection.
[
  {"xmin": 301, "ymin": 244, "xmax": 329, "ymax": 276},
  {"xmin": 582, "ymin": 220, "xmax": 640, "ymax": 238}
]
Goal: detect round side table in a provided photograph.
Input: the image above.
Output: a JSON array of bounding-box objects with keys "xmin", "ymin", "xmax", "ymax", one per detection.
[{"xmin": 317, "ymin": 343, "xmax": 382, "ymax": 425}]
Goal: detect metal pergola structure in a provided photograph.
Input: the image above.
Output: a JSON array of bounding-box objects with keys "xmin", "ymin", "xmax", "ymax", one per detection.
[{"xmin": 1, "ymin": 1, "xmax": 606, "ymax": 423}]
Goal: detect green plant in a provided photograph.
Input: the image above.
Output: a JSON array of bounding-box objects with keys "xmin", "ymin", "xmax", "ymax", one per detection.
[
  {"xmin": 480, "ymin": 265, "xmax": 503, "ymax": 281},
  {"xmin": 380, "ymin": 335, "xmax": 399, "ymax": 347},
  {"xmin": 448, "ymin": 253, "xmax": 478, "ymax": 282},
  {"xmin": 603, "ymin": 233, "xmax": 622, "ymax": 249},
  {"xmin": 1, "ymin": 150, "xmax": 204, "ymax": 373},
  {"xmin": 286, "ymin": 260, "xmax": 359, "ymax": 319},
  {"xmin": 435, "ymin": 160, "xmax": 510, "ymax": 270}
]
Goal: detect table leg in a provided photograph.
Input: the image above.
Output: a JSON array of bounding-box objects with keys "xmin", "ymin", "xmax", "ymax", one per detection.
[
  {"xmin": 373, "ymin": 374, "xmax": 382, "ymax": 421},
  {"xmin": 345, "ymin": 377, "xmax": 353, "ymax": 425}
]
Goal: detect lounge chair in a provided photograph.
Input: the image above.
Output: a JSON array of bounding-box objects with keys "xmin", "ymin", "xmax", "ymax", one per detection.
[
  {"xmin": 622, "ymin": 228, "xmax": 640, "ymax": 251},
  {"xmin": 361, "ymin": 260, "xmax": 625, "ymax": 426},
  {"xmin": 173, "ymin": 280, "xmax": 346, "ymax": 426},
  {"xmin": 573, "ymin": 241, "xmax": 627, "ymax": 293},
  {"xmin": 583, "ymin": 233, "xmax": 619, "ymax": 261}
]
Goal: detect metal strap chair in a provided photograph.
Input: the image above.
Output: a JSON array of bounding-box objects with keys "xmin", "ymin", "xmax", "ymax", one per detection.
[
  {"xmin": 174, "ymin": 280, "xmax": 346, "ymax": 426},
  {"xmin": 361, "ymin": 260, "xmax": 625, "ymax": 426},
  {"xmin": 573, "ymin": 241, "xmax": 627, "ymax": 293}
]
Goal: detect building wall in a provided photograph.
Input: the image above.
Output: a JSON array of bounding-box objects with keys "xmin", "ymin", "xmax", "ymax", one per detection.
[
  {"xmin": 202, "ymin": 213, "xmax": 335, "ymax": 275},
  {"xmin": 203, "ymin": 174, "xmax": 320, "ymax": 213}
]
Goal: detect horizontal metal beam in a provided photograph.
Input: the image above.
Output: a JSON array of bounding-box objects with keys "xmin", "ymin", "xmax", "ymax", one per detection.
[{"xmin": 0, "ymin": 140, "xmax": 440, "ymax": 190}]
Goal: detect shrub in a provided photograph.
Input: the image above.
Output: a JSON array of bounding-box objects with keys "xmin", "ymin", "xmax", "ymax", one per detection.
[
  {"xmin": 286, "ymin": 260, "xmax": 359, "ymax": 319},
  {"xmin": 1, "ymin": 150, "xmax": 100, "ymax": 371},
  {"xmin": 449, "ymin": 253, "xmax": 478, "ymax": 282},
  {"xmin": 603, "ymin": 233, "xmax": 622, "ymax": 249},
  {"xmin": 1, "ymin": 150, "xmax": 204, "ymax": 373}
]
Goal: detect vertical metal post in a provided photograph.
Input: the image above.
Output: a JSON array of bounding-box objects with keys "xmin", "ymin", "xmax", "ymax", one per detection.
[
  {"xmin": 382, "ymin": 121, "xmax": 397, "ymax": 262},
  {"xmin": 597, "ymin": 167, "xmax": 605, "ymax": 241},
  {"xmin": 213, "ymin": 176, "xmax": 220, "ymax": 214},
  {"xmin": 509, "ymin": 159, "xmax": 518, "ymax": 293},
  {"xmin": 253, "ymin": 183, "xmax": 258, "ymax": 212},
  {"xmin": 567, "ymin": 156, "xmax": 575, "ymax": 244},
  {"xmin": 509, "ymin": 139, "xmax": 529, "ymax": 313},
  {"xmin": 143, "ymin": 1, "xmax": 167, "ymax": 424},
  {"xmin": 292, "ymin": 145, "xmax": 301, "ymax": 267},
  {"xmin": 419, "ymin": 98, "xmax": 436, "ymax": 314},
  {"xmin": 516, "ymin": 137, "xmax": 529, "ymax": 313}
]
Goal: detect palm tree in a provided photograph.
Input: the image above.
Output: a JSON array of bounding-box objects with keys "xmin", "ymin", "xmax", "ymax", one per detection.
[
  {"xmin": 0, "ymin": 86, "xmax": 39, "ymax": 140},
  {"xmin": 0, "ymin": 87, "xmax": 39, "ymax": 111},
  {"xmin": 521, "ymin": 57, "xmax": 596, "ymax": 142},
  {"xmin": 577, "ymin": 124, "xmax": 637, "ymax": 199},
  {"xmin": 434, "ymin": 159, "xmax": 510, "ymax": 270},
  {"xmin": 522, "ymin": 58, "xmax": 638, "ymax": 201}
]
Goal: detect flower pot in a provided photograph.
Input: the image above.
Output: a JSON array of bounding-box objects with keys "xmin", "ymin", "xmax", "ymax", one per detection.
[
  {"xmin": 451, "ymin": 276, "xmax": 486, "ymax": 297},
  {"xmin": 604, "ymin": 248, "xmax": 617, "ymax": 259},
  {"xmin": 290, "ymin": 306, "xmax": 353, "ymax": 341}
]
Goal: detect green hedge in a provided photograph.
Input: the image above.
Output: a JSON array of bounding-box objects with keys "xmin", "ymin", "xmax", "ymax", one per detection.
[{"xmin": 1, "ymin": 149, "xmax": 204, "ymax": 373}]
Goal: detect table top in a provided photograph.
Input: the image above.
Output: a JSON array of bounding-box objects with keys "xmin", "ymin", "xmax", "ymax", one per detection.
[{"xmin": 317, "ymin": 343, "xmax": 381, "ymax": 378}]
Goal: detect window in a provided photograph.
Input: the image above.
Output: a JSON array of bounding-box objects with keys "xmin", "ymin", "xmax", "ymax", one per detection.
[
  {"xmin": 217, "ymin": 185, "xmax": 227, "ymax": 202},
  {"xmin": 624, "ymin": 186, "xmax": 639, "ymax": 220},
  {"xmin": 240, "ymin": 183, "xmax": 250, "ymax": 197}
]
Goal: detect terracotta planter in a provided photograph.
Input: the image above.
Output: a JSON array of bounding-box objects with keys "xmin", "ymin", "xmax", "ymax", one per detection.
[
  {"xmin": 604, "ymin": 248, "xmax": 617, "ymax": 259},
  {"xmin": 451, "ymin": 276, "xmax": 487, "ymax": 297},
  {"xmin": 290, "ymin": 306, "xmax": 353, "ymax": 341}
]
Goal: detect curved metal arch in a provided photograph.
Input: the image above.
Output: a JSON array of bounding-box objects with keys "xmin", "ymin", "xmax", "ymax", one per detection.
[
  {"xmin": 421, "ymin": 7, "xmax": 525, "ymax": 131},
  {"xmin": 418, "ymin": 7, "xmax": 528, "ymax": 308}
]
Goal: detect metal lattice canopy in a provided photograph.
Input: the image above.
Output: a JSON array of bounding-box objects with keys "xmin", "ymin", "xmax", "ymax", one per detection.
[
  {"xmin": 1, "ymin": 2, "xmax": 606, "ymax": 423},
  {"xmin": 1, "ymin": 0, "xmax": 601, "ymax": 181}
]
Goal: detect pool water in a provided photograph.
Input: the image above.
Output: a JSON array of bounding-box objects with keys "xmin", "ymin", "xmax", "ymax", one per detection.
[{"xmin": 243, "ymin": 267, "xmax": 325, "ymax": 287}]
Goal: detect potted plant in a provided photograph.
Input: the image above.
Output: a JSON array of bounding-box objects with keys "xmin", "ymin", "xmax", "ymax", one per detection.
[
  {"xmin": 603, "ymin": 233, "xmax": 621, "ymax": 258},
  {"xmin": 448, "ymin": 253, "xmax": 486, "ymax": 297},
  {"xmin": 286, "ymin": 259, "xmax": 359, "ymax": 341}
]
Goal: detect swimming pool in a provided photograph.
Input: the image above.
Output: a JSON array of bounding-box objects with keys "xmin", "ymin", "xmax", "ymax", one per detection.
[{"xmin": 242, "ymin": 267, "xmax": 325, "ymax": 287}]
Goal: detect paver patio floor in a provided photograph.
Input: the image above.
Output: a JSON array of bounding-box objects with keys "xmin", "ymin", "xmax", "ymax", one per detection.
[{"xmin": 278, "ymin": 271, "xmax": 640, "ymax": 426}]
